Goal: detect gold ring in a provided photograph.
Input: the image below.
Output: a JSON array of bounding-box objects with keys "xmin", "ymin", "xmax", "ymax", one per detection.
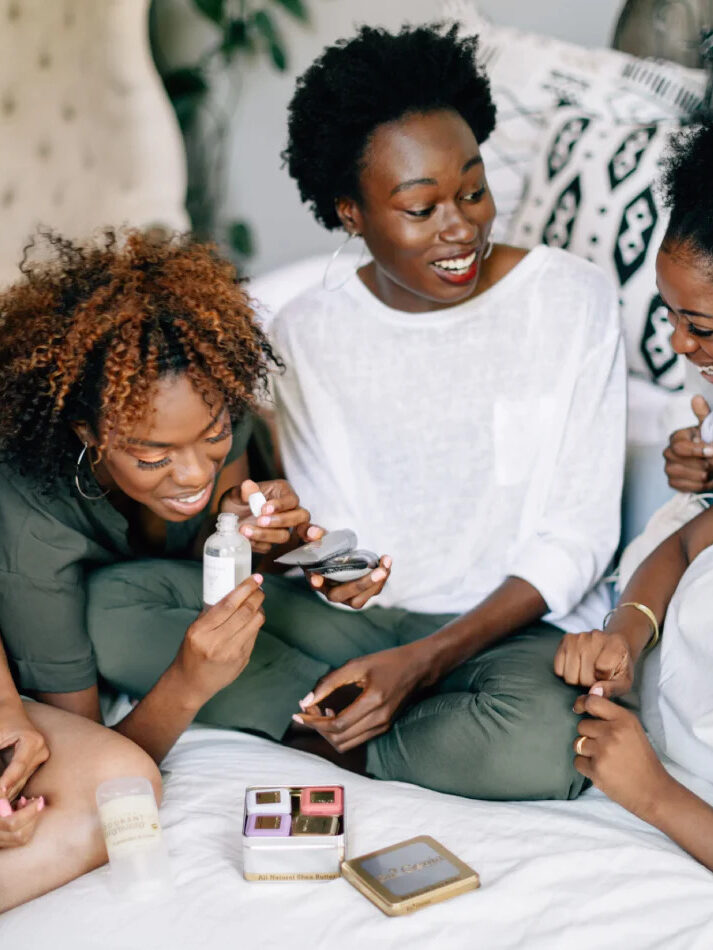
[{"xmin": 575, "ymin": 735, "xmax": 587, "ymax": 756}]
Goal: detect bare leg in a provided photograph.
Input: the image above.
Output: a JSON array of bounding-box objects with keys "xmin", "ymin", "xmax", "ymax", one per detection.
[{"xmin": 0, "ymin": 701, "xmax": 161, "ymax": 913}]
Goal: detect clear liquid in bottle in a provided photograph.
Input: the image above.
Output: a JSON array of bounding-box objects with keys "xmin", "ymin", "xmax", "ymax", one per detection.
[{"xmin": 203, "ymin": 511, "xmax": 252, "ymax": 606}]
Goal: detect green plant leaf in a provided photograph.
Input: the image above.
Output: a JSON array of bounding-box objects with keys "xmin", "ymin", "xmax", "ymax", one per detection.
[
  {"xmin": 269, "ymin": 40, "xmax": 287, "ymax": 70},
  {"xmin": 162, "ymin": 66, "xmax": 208, "ymax": 128},
  {"xmin": 192, "ymin": 0, "xmax": 225, "ymax": 24},
  {"xmin": 228, "ymin": 220, "xmax": 254, "ymax": 257},
  {"xmin": 222, "ymin": 18, "xmax": 253, "ymax": 60},
  {"xmin": 251, "ymin": 10, "xmax": 288, "ymax": 70},
  {"xmin": 252, "ymin": 9, "xmax": 278, "ymax": 44},
  {"xmin": 270, "ymin": 0, "xmax": 308, "ymax": 21}
]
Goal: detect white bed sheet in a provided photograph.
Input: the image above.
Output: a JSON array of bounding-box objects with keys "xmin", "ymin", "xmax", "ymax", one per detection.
[{"xmin": 2, "ymin": 725, "xmax": 713, "ymax": 949}]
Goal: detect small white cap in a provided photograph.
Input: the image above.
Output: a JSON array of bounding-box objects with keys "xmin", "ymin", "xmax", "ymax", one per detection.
[
  {"xmin": 248, "ymin": 491, "xmax": 267, "ymax": 518},
  {"xmin": 701, "ymin": 411, "xmax": 713, "ymax": 444}
]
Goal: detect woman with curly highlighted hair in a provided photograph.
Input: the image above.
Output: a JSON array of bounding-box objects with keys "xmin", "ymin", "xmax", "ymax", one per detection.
[
  {"xmin": 0, "ymin": 229, "xmax": 389, "ymax": 764},
  {"xmin": 270, "ymin": 23, "xmax": 628, "ymax": 799}
]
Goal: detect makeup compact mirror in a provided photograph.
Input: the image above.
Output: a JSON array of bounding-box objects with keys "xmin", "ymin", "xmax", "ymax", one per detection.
[{"xmin": 275, "ymin": 529, "xmax": 379, "ymax": 583}]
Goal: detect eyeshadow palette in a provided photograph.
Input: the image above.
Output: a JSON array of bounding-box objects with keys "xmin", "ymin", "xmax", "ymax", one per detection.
[{"xmin": 242, "ymin": 784, "xmax": 346, "ymax": 881}]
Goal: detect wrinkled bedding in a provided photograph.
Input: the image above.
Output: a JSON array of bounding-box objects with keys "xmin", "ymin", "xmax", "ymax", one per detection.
[{"xmin": 2, "ymin": 724, "xmax": 713, "ymax": 949}]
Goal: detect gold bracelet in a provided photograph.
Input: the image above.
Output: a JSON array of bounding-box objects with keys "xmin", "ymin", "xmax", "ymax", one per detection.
[{"xmin": 602, "ymin": 601, "xmax": 660, "ymax": 651}]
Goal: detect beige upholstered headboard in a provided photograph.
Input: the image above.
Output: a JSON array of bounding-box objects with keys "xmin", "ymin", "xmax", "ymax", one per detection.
[{"xmin": 0, "ymin": 0, "xmax": 188, "ymax": 287}]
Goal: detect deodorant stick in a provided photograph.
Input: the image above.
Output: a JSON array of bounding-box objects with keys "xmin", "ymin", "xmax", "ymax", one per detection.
[{"xmin": 96, "ymin": 776, "xmax": 172, "ymax": 900}]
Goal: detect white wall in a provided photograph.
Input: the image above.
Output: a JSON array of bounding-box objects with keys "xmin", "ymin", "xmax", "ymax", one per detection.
[{"xmin": 201, "ymin": 0, "xmax": 625, "ymax": 275}]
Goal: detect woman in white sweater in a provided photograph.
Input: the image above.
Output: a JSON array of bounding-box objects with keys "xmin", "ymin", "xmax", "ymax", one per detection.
[{"xmin": 274, "ymin": 23, "xmax": 626, "ymax": 799}]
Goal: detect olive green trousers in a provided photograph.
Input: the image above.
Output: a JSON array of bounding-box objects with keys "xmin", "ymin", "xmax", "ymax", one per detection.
[{"xmin": 87, "ymin": 561, "xmax": 586, "ymax": 801}]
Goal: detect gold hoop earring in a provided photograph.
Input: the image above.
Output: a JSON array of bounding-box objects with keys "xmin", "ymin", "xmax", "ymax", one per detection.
[
  {"xmin": 74, "ymin": 442, "xmax": 109, "ymax": 501},
  {"xmin": 322, "ymin": 232, "xmax": 368, "ymax": 291}
]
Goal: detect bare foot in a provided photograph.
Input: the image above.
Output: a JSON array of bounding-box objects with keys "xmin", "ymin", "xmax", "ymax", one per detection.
[{"xmin": 281, "ymin": 724, "xmax": 367, "ymax": 775}]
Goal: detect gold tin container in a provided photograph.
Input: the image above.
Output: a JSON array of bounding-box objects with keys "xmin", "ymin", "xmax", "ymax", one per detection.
[{"xmin": 341, "ymin": 835, "xmax": 479, "ymax": 916}]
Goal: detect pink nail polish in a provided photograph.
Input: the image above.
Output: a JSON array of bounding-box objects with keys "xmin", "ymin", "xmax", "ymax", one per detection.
[
  {"xmin": 265, "ymin": 505, "xmax": 275, "ymax": 515},
  {"xmin": 591, "ymin": 686, "xmax": 604, "ymax": 696},
  {"xmin": 252, "ymin": 573, "xmax": 263, "ymax": 585},
  {"xmin": 0, "ymin": 798, "xmax": 12, "ymax": 818},
  {"xmin": 37, "ymin": 796, "xmax": 45, "ymax": 811},
  {"xmin": 19, "ymin": 796, "xmax": 27, "ymax": 807},
  {"xmin": 383, "ymin": 556, "xmax": 392, "ymax": 569},
  {"xmin": 257, "ymin": 516, "xmax": 271, "ymax": 527},
  {"xmin": 242, "ymin": 526, "xmax": 254, "ymax": 537},
  {"xmin": 292, "ymin": 714, "xmax": 304, "ymax": 725},
  {"xmin": 301, "ymin": 692, "xmax": 315, "ymax": 708}
]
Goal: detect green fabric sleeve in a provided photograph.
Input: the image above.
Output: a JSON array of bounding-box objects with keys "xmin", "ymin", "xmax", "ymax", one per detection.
[{"xmin": 0, "ymin": 481, "xmax": 103, "ymax": 693}]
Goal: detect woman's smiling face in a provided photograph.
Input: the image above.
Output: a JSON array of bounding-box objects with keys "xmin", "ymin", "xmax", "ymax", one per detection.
[
  {"xmin": 656, "ymin": 242, "xmax": 713, "ymax": 384},
  {"xmin": 86, "ymin": 373, "xmax": 234, "ymax": 522},
  {"xmin": 338, "ymin": 108, "xmax": 496, "ymax": 313}
]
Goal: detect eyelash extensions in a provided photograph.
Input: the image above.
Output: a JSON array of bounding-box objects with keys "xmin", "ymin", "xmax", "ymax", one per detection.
[{"xmin": 135, "ymin": 422, "xmax": 231, "ymax": 470}]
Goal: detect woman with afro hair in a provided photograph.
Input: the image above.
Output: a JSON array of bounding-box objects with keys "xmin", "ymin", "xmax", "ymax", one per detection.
[
  {"xmin": 553, "ymin": 122, "xmax": 713, "ymax": 868},
  {"xmin": 0, "ymin": 229, "xmax": 390, "ymax": 772},
  {"xmin": 271, "ymin": 23, "xmax": 627, "ymax": 800}
]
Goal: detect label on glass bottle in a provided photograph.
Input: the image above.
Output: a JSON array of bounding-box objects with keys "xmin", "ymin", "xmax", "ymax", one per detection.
[
  {"xmin": 98, "ymin": 793, "xmax": 162, "ymax": 858},
  {"xmin": 203, "ymin": 553, "xmax": 235, "ymax": 605}
]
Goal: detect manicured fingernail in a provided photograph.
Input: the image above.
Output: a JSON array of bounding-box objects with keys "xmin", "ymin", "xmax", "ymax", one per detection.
[
  {"xmin": 371, "ymin": 568, "xmax": 387, "ymax": 583},
  {"xmin": 242, "ymin": 526, "xmax": 254, "ymax": 537},
  {"xmin": 252, "ymin": 573, "xmax": 263, "ymax": 585},
  {"xmin": 307, "ymin": 526, "xmax": 321, "ymax": 539},
  {"xmin": 325, "ymin": 708, "xmax": 335, "ymax": 718},
  {"xmin": 311, "ymin": 575, "xmax": 322, "ymax": 587},
  {"xmin": 300, "ymin": 692, "xmax": 315, "ymax": 709},
  {"xmin": 265, "ymin": 504, "xmax": 275, "ymax": 514},
  {"xmin": 292, "ymin": 714, "xmax": 304, "ymax": 725},
  {"xmin": 0, "ymin": 798, "xmax": 12, "ymax": 817},
  {"xmin": 257, "ymin": 516, "xmax": 271, "ymax": 527},
  {"xmin": 590, "ymin": 686, "xmax": 604, "ymax": 696},
  {"xmin": 383, "ymin": 556, "xmax": 392, "ymax": 569},
  {"xmin": 704, "ymin": 447, "xmax": 713, "ymax": 457},
  {"xmin": 37, "ymin": 796, "xmax": 45, "ymax": 812},
  {"xmin": 19, "ymin": 796, "xmax": 27, "ymax": 807}
]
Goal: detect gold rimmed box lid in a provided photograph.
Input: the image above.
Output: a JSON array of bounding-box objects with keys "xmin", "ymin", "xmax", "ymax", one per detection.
[{"xmin": 341, "ymin": 835, "xmax": 479, "ymax": 916}]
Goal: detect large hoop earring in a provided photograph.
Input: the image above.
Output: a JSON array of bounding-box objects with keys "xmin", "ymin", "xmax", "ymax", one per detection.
[
  {"xmin": 483, "ymin": 238, "xmax": 494, "ymax": 260},
  {"xmin": 74, "ymin": 442, "xmax": 109, "ymax": 501},
  {"xmin": 322, "ymin": 232, "xmax": 367, "ymax": 292}
]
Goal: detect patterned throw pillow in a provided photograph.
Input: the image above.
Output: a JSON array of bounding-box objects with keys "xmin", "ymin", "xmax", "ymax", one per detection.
[
  {"xmin": 510, "ymin": 108, "xmax": 683, "ymax": 390},
  {"xmin": 440, "ymin": 0, "xmax": 706, "ymax": 243}
]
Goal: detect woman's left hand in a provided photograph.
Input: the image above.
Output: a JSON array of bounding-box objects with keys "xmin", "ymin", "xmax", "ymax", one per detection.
[
  {"xmin": 307, "ymin": 555, "xmax": 392, "ymax": 609},
  {"xmin": 572, "ymin": 692, "xmax": 671, "ymax": 821},
  {"xmin": 0, "ymin": 705, "xmax": 49, "ymax": 803},
  {"xmin": 294, "ymin": 641, "xmax": 428, "ymax": 752},
  {"xmin": 220, "ymin": 478, "xmax": 313, "ymax": 553}
]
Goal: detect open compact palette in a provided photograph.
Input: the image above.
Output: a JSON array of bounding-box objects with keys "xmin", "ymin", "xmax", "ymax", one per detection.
[
  {"xmin": 274, "ymin": 529, "xmax": 378, "ymax": 583},
  {"xmin": 242, "ymin": 785, "xmax": 346, "ymax": 880}
]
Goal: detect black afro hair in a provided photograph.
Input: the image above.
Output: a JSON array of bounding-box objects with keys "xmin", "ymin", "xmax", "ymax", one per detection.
[
  {"xmin": 661, "ymin": 122, "xmax": 713, "ymax": 260},
  {"xmin": 283, "ymin": 22, "xmax": 496, "ymax": 230}
]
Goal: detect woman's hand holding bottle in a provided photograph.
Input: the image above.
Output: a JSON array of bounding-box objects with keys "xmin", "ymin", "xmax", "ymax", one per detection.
[
  {"xmin": 171, "ymin": 574, "xmax": 265, "ymax": 709},
  {"xmin": 0, "ymin": 701, "xmax": 48, "ymax": 848}
]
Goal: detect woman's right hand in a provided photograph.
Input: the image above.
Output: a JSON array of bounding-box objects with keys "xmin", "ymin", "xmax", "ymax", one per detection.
[
  {"xmin": 663, "ymin": 395, "xmax": 713, "ymax": 493},
  {"xmin": 553, "ymin": 629, "xmax": 634, "ymax": 698},
  {"xmin": 0, "ymin": 796, "xmax": 45, "ymax": 849},
  {"xmin": 172, "ymin": 574, "xmax": 265, "ymax": 708}
]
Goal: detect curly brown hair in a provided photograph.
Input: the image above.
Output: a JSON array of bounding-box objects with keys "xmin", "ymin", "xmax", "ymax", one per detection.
[{"xmin": 0, "ymin": 228, "xmax": 280, "ymax": 492}]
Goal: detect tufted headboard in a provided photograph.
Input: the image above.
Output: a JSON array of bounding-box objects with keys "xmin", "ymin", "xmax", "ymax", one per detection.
[{"xmin": 0, "ymin": 0, "xmax": 189, "ymax": 287}]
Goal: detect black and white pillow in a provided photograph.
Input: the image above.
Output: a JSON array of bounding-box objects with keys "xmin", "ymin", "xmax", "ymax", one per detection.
[
  {"xmin": 510, "ymin": 108, "xmax": 683, "ymax": 390},
  {"xmin": 440, "ymin": 0, "xmax": 706, "ymax": 243}
]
